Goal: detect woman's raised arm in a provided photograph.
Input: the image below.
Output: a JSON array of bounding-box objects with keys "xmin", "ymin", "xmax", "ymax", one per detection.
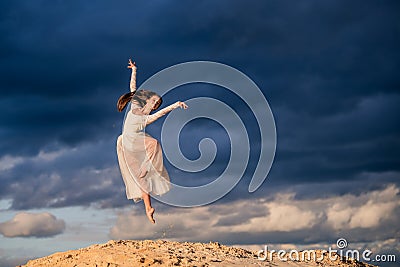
[
  {"xmin": 146, "ymin": 101, "xmax": 188, "ymax": 125},
  {"xmin": 127, "ymin": 59, "xmax": 137, "ymax": 93}
]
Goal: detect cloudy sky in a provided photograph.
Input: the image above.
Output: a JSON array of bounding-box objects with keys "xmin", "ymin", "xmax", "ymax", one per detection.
[{"xmin": 0, "ymin": 1, "xmax": 399, "ymax": 266}]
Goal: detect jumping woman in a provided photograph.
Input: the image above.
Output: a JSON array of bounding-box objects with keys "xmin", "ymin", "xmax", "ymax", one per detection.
[{"xmin": 116, "ymin": 59, "xmax": 188, "ymax": 224}]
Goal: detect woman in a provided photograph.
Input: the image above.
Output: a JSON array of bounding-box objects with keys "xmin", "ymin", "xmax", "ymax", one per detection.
[{"xmin": 116, "ymin": 59, "xmax": 188, "ymax": 224}]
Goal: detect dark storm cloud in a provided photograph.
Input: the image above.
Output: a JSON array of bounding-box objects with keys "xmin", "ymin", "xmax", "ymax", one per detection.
[
  {"xmin": 0, "ymin": 139, "xmax": 127, "ymax": 209},
  {"xmin": 0, "ymin": 0, "xmax": 399, "ymax": 210}
]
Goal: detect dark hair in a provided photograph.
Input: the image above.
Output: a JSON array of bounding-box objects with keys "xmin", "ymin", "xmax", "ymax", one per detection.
[
  {"xmin": 117, "ymin": 90, "xmax": 162, "ymax": 112},
  {"xmin": 117, "ymin": 91, "xmax": 135, "ymax": 112}
]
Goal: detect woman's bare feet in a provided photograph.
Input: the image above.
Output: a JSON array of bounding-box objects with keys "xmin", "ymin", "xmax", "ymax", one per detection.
[{"xmin": 146, "ymin": 207, "xmax": 155, "ymax": 224}]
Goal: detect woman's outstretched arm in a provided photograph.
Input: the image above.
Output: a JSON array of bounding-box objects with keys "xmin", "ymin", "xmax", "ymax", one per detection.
[
  {"xmin": 127, "ymin": 59, "xmax": 137, "ymax": 93},
  {"xmin": 146, "ymin": 101, "xmax": 188, "ymax": 125}
]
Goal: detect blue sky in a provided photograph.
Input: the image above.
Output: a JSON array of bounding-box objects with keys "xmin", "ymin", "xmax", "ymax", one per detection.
[{"xmin": 0, "ymin": 1, "xmax": 399, "ymax": 266}]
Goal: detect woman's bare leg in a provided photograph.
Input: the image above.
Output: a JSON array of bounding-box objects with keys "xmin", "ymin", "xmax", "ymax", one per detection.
[
  {"xmin": 141, "ymin": 190, "xmax": 155, "ymax": 224},
  {"xmin": 138, "ymin": 137, "xmax": 161, "ymax": 224}
]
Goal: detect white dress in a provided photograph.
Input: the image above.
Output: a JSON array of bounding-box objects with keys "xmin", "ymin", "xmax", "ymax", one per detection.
[
  {"xmin": 116, "ymin": 108, "xmax": 171, "ymax": 202},
  {"xmin": 116, "ymin": 65, "xmax": 178, "ymax": 202}
]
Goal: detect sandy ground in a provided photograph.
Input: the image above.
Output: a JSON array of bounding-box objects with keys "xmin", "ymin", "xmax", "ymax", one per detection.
[{"xmin": 18, "ymin": 239, "xmax": 377, "ymax": 267}]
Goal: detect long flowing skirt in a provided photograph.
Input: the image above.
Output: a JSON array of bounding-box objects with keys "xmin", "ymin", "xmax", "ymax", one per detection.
[{"xmin": 116, "ymin": 134, "xmax": 171, "ymax": 202}]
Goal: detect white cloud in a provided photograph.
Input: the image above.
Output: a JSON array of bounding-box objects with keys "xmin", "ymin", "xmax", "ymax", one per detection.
[
  {"xmin": 34, "ymin": 149, "xmax": 66, "ymax": 162},
  {"xmin": 109, "ymin": 184, "xmax": 400, "ymax": 242},
  {"xmin": 237, "ymin": 203, "xmax": 318, "ymax": 232},
  {"xmin": 0, "ymin": 212, "xmax": 66, "ymax": 238},
  {"xmin": 0, "ymin": 155, "xmax": 23, "ymax": 171},
  {"xmin": 0, "ymin": 149, "xmax": 66, "ymax": 172},
  {"xmin": 326, "ymin": 185, "xmax": 400, "ymax": 229}
]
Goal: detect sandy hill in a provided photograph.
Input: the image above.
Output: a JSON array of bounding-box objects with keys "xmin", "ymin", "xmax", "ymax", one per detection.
[{"xmin": 19, "ymin": 239, "xmax": 376, "ymax": 267}]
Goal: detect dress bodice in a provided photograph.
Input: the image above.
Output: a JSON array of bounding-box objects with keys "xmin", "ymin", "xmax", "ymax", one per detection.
[
  {"xmin": 122, "ymin": 110, "xmax": 148, "ymax": 151},
  {"xmin": 123, "ymin": 111, "xmax": 146, "ymax": 133}
]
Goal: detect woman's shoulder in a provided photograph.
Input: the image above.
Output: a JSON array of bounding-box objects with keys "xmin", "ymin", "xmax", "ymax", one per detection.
[
  {"xmin": 130, "ymin": 109, "xmax": 146, "ymax": 117},
  {"xmin": 129, "ymin": 103, "xmax": 143, "ymax": 114}
]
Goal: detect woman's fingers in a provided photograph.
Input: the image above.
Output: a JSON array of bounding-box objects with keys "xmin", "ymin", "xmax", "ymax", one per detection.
[
  {"xmin": 180, "ymin": 102, "xmax": 188, "ymax": 109},
  {"xmin": 127, "ymin": 59, "xmax": 136, "ymax": 68}
]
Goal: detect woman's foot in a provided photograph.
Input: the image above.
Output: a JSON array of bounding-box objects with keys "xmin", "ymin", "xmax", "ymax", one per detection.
[{"xmin": 146, "ymin": 207, "xmax": 155, "ymax": 224}]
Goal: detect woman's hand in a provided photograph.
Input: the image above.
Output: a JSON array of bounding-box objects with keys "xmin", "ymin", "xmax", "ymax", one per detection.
[
  {"xmin": 127, "ymin": 59, "xmax": 136, "ymax": 69},
  {"xmin": 176, "ymin": 101, "xmax": 188, "ymax": 109}
]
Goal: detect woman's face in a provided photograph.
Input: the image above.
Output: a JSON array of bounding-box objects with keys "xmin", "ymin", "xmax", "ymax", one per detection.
[{"xmin": 147, "ymin": 95, "xmax": 162, "ymax": 111}]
